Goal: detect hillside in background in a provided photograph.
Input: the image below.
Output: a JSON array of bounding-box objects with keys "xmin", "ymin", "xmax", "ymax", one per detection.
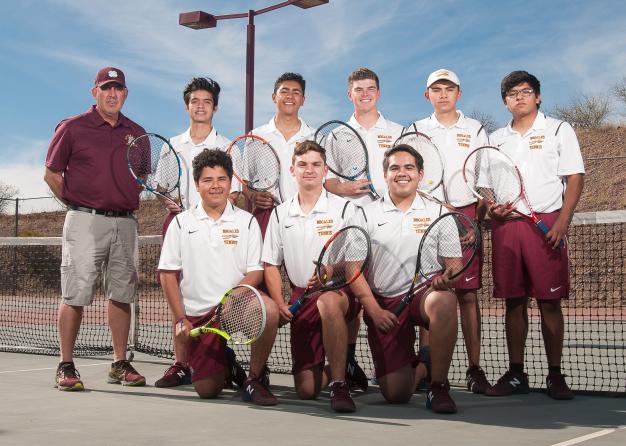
[{"xmin": 1, "ymin": 127, "xmax": 624, "ymax": 237}]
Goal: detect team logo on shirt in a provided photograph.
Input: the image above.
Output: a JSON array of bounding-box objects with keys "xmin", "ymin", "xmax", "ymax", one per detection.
[
  {"xmin": 316, "ymin": 219, "xmax": 334, "ymax": 236},
  {"xmin": 377, "ymin": 134, "xmax": 393, "ymax": 150},
  {"xmin": 222, "ymin": 228, "xmax": 240, "ymax": 245},
  {"xmin": 125, "ymin": 134, "xmax": 135, "ymax": 145},
  {"xmin": 456, "ymin": 133, "xmax": 471, "ymax": 149},
  {"xmin": 412, "ymin": 217, "xmax": 431, "ymax": 234},
  {"xmin": 529, "ymin": 134, "xmax": 545, "ymax": 150}
]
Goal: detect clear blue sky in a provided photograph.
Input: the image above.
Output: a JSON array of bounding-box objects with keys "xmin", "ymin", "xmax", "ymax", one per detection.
[{"xmin": 1, "ymin": 0, "xmax": 625, "ymax": 199}]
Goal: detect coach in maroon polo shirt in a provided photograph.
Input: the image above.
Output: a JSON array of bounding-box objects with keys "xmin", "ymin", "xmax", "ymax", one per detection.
[{"xmin": 44, "ymin": 67, "xmax": 147, "ymax": 391}]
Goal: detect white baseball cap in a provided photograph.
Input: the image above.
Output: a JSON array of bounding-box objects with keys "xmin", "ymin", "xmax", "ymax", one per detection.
[{"xmin": 426, "ymin": 69, "xmax": 460, "ymax": 88}]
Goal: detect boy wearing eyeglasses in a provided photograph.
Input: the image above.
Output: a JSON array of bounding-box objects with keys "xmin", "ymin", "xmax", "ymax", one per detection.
[{"xmin": 486, "ymin": 70, "xmax": 584, "ymax": 400}]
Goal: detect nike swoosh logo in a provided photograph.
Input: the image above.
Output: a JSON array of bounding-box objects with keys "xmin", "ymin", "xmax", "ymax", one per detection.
[
  {"xmin": 188, "ymin": 230, "xmax": 198, "ymax": 234},
  {"xmin": 284, "ymin": 224, "xmax": 295, "ymax": 229},
  {"xmin": 550, "ymin": 286, "xmax": 562, "ymax": 292},
  {"xmin": 377, "ymin": 222, "xmax": 388, "ymax": 227},
  {"xmin": 465, "ymin": 276, "xmax": 476, "ymax": 282}
]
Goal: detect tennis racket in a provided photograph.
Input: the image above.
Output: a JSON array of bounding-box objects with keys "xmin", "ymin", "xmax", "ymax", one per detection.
[
  {"xmin": 227, "ymin": 134, "xmax": 283, "ymax": 205},
  {"xmin": 315, "ymin": 120, "xmax": 379, "ymax": 200},
  {"xmin": 393, "ymin": 212, "xmax": 480, "ymax": 316},
  {"xmin": 394, "ymin": 131, "xmax": 445, "ymax": 198},
  {"xmin": 127, "ymin": 133, "xmax": 183, "ymax": 209},
  {"xmin": 463, "ymin": 145, "xmax": 563, "ymax": 248},
  {"xmin": 288, "ymin": 225, "xmax": 371, "ymax": 316},
  {"xmin": 189, "ymin": 284, "xmax": 267, "ymax": 345}
]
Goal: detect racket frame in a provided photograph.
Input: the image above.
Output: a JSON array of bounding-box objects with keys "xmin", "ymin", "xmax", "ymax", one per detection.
[
  {"xmin": 189, "ymin": 284, "xmax": 267, "ymax": 345},
  {"xmin": 393, "ymin": 212, "xmax": 480, "ymax": 316},
  {"xmin": 227, "ymin": 133, "xmax": 284, "ymax": 204},
  {"xmin": 315, "ymin": 120, "xmax": 380, "ymax": 200},
  {"xmin": 393, "ymin": 131, "xmax": 446, "ymax": 196},
  {"xmin": 288, "ymin": 225, "xmax": 372, "ymax": 315},
  {"xmin": 126, "ymin": 133, "xmax": 184, "ymax": 210}
]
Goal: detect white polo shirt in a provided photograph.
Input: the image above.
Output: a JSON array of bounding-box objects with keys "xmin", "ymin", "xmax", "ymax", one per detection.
[
  {"xmin": 410, "ymin": 111, "xmax": 489, "ymax": 207},
  {"xmin": 169, "ymin": 127, "xmax": 233, "ymax": 208},
  {"xmin": 489, "ymin": 112, "xmax": 585, "ymax": 213},
  {"xmin": 349, "ymin": 193, "xmax": 444, "ymax": 297},
  {"xmin": 252, "ymin": 117, "xmax": 314, "ymax": 203},
  {"xmin": 262, "ymin": 190, "xmax": 359, "ymax": 289},
  {"xmin": 328, "ymin": 113, "xmax": 403, "ymax": 209},
  {"xmin": 158, "ymin": 202, "xmax": 263, "ymax": 316}
]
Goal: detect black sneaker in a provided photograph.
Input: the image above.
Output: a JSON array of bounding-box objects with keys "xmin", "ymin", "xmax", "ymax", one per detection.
[
  {"xmin": 224, "ymin": 347, "xmax": 247, "ymax": 389},
  {"xmin": 466, "ymin": 366, "xmax": 491, "ymax": 394},
  {"xmin": 346, "ymin": 358, "xmax": 368, "ymax": 392},
  {"xmin": 485, "ymin": 370, "xmax": 529, "ymax": 396},
  {"xmin": 546, "ymin": 372, "xmax": 574, "ymax": 400}
]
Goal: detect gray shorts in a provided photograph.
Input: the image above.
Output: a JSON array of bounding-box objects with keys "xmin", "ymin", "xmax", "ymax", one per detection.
[{"xmin": 61, "ymin": 210, "xmax": 138, "ymax": 306}]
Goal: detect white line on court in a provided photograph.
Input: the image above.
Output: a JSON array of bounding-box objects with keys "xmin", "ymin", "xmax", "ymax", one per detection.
[
  {"xmin": 550, "ymin": 426, "xmax": 624, "ymax": 446},
  {"xmin": 0, "ymin": 363, "xmax": 110, "ymax": 374}
]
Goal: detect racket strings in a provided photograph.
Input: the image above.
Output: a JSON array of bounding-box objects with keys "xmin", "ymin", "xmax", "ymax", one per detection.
[
  {"xmin": 466, "ymin": 148, "xmax": 521, "ymax": 204},
  {"xmin": 418, "ymin": 213, "xmax": 479, "ymax": 281},
  {"xmin": 394, "ymin": 133, "xmax": 444, "ymax": 192},
  {"xmin": 128, "ymin": 135, "xmax": 180, "ymax": 193},
  {"xmin": 220, "ymin": 287, "xmax": 265, "ymax": 344},
  {"xmin": 316, "ymin": 124, "xmax": 367, "ymax": 179},
  {"xmin": 319, "ymin": 227, "xmax": 370, "ymax": 287},
  {"xmin": 230, "ymin": 137, "xmax": 280, "ymax": 192}
]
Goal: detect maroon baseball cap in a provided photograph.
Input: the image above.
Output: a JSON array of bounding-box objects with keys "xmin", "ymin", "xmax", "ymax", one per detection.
[{"xmin": 94, "ymin": 67, "xmax": 126, "ymax": 88}]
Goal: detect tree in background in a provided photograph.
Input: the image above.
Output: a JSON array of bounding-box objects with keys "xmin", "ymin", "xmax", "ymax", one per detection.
[
  {"xmin": 467, "ymin": 109, "xmax": 499, "ymax": 134},
  {"xmin": 0, "ymin": 181, "xmax": 19, "ymax": 214},
  {"xmin": 613, "ymin": 76, "xmax": 626, "ymax": 115},
  {"xmin": 551, "ymin": 94, "xmax": 612, "ymax": 128}
]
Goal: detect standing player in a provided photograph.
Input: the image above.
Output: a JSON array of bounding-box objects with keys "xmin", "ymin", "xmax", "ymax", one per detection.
[
  {"xmin": 262, "ymin": 141, "xmax": 360, "ymax": 413},
  {"xmin": 158, "ymin": 149, "xmax": 279, "ymax": 405},
  {"xmin": 324, "ymin": 68, "xmax": 403, "ymax": 389},
  {"xmin": 486, "ymin": 70, "xmax": 584, "ymax": 400},
  {"xmin": 246, "ymin": 72, "xmax": 314, "ymax": 235},
  {"xmin": 45, "ymin": 67, "xmax": 146, "ymax": 390},
  {"xmin": 408, "ymin": 69, "xmax": 490, "ymax": 394},
  {"xmin": 154, "ymin": 77, "xmax": 244, "ymax": 388},
  {"xmin": 349, "ymin": 144, "xmax": 459, "ymax": 414}
]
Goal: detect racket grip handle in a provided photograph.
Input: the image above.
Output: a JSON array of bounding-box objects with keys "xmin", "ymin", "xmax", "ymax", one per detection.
[
  {"xmin": 189, "ymin": 327, "xmax": 201, "ymax": 338},
  {"xmin": 288, "ymin": 300, "xmax": 303, "ymax": 315},
  {"xmin": 537, "ymin": 220, "xmax": 565, "ymax": 249},
  {"xmin": 392, "ymin": 299, "xmax": 408, "ymax": 317}
]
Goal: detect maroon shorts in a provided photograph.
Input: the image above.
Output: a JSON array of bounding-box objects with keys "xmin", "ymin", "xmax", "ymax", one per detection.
[
  {"xmin": 492, "ymin": 210, "xmax": 569, "ymax": 300},
  {"xmin": 289, "ymin": 286, "xmax": 361, "ymax": 374},
  {"xmin": 363, "ymin": 289, "xmax": 429, "ymax": 378},
  {"xmin": 253, "ymin": 207, "xmax": 273, "ymax": 238},
  {"xmin": 453, "ymin": 204, "xmax": 483, "ymax": 291},
  {"xmin": 186, "ymin": 311, "xmax": 228, "ymax": 383}
]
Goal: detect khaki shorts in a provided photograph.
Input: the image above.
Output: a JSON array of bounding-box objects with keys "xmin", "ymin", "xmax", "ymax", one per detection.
[{"xmin": 61, "ymin": 211, "xmax": 138, "ymax": 306}]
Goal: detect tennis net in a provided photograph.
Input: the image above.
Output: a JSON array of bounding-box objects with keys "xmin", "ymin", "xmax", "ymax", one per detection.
[{"xmin": 1, "ymin": 210, "xmax": 624, "ymax": 394}]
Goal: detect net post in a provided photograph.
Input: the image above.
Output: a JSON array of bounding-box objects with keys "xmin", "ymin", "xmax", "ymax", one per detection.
[{"xmin": 14, "ymin": 198, "xmax": 18, "ymax": 237}]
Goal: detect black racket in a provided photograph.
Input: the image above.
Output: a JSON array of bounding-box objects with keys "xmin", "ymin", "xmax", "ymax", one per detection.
[
  {"xmin": 315, "ymin": 120, "xmax": 379, "ymax": 200},
  {"xmin": 288, "ymin": 225, "xmax": 371, "ymax": 316},
  {"xmin": 393, "ymin": 212, "xmax": 480, "ymax": 316},
  {"xmin": 127, "ymin": 133, "xmax": 183, "ymax": 209}
]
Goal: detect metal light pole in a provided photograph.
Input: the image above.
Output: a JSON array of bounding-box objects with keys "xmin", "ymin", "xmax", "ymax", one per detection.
[{"xmin": 179, "ymin": 1, "xmax": 329, "ymax": 133}]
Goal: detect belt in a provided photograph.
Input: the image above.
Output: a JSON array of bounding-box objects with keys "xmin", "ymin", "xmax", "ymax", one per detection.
[{"xmin": 68, "ymin": 204, "xmax": 134, "ymax": 218}]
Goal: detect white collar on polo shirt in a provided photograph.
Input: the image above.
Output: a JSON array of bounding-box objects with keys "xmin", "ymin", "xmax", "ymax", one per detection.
[
  {"xmin": 380, "ymin": 192, "xmax": 427, "ymax": 213},
  {"xmin": 505, "ymin": 112, "xmax": 547, "ymax": 136},
  {"xmin": 192, "ymin": 201, "xmax": 236, "ymax": 222},
  {"xmin": 427, "ymin": 110, "xmax": 468, "ymax": 130},
  {"xmin": 180, "ymin": 127, "xmax": 218, "ymax": 147},
  {"xmin": 287, "ymin": 190, "xmax": 329, "ymax": 217},
  {"xmin": 348, "ymin": 111, "xmax": 389, "ymax": 131},
  {"xmin": 266, "ymin": 116, "xmax": 309, "ymax": 137}
]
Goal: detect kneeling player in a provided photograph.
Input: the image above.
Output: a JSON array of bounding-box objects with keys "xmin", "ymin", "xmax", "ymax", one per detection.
[{"xmin": 159, "ymin": 149, "xmax": 279, "ymax": 405}]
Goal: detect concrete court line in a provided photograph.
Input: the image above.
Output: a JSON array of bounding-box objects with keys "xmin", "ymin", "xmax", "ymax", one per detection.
[
  {"xmin": 0, "ymin": 362, "xmax": 110, "ymax": 374},
  {"xmin": 550, "ymin": 426, "xmax": 624, "ymax": 446}
]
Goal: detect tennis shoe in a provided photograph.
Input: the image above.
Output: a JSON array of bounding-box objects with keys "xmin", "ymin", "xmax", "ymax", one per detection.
[
  {"xmin": 546, "ymin": 372, "xmax": 574, "ymax": 400},
  {"xmin": 466, "ymin": 366, "xmax": 491, "ymax": 394},
  {"xmin": 55, "ymin": 362, "xmax": 84, "ymax": 391},
  {"xmin": 225, "ymin": 346, "xmax": 247, "ymax": 389},
  {"xmin": 330, "ymin": 381, "xmax": 356, "ymax": 413},
  {"xmin": 242, "ymin": 377, "xmax": 277, "ymax": 406},
  {"xmin": 108, "ymin": 360, "xmax": 146, "ymax": 386},
  {"xmin": 346, "ymin": 359, "xmax": 368, "ymax": 392},
  {"xmin": 426, "ymin": 381, "xmax": 457, "ymax": 414},
  {"xmin": 485, "ymin": 370, "xmax": 529, "ymax": 396},
  {"xmin": 154, "ymin": 362, "xmax": 191, "ymax": 388},
  {"xmin": 415, "ymin": 346, "xmax": 432, "ymax": 392}
]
